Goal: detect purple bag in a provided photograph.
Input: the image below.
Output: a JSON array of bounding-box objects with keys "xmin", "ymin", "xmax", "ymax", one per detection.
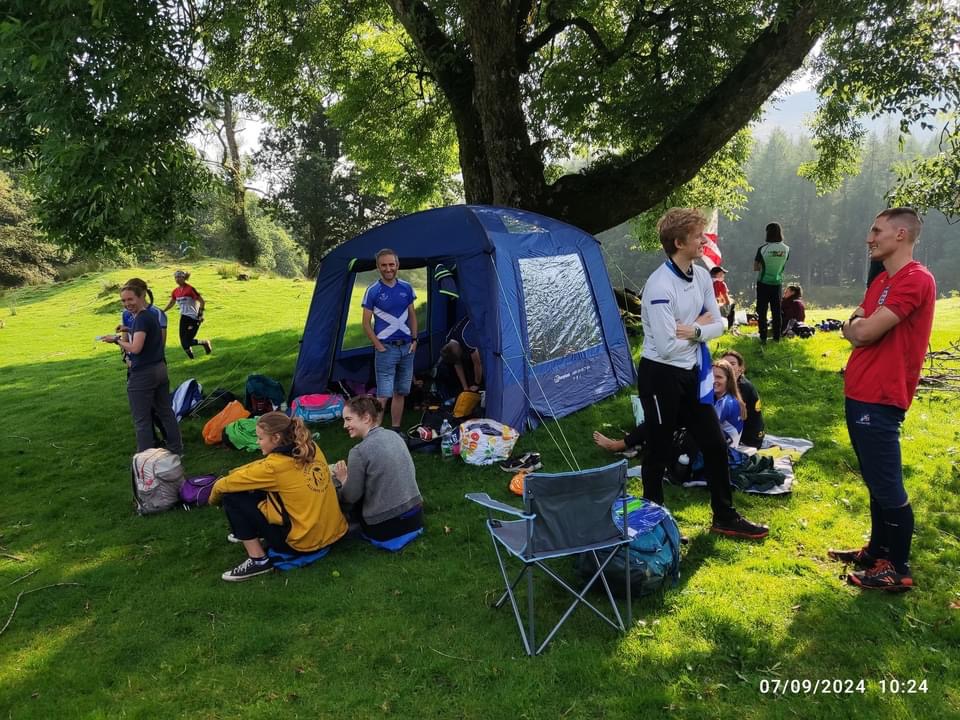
[{"xmin": 179, "ymin": 474, "xmax": 217, "ymax": 506}]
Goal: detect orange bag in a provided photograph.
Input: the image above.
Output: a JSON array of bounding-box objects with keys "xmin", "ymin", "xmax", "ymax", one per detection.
[{"xmin": 202, "ymin": 400, "xmax": 251, "ymax": 445}]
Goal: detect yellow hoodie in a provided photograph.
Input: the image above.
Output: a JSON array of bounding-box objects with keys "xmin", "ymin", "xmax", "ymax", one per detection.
[{"xmin": 210, "ymin": 446, "xmax": 347, "ymax": 552}]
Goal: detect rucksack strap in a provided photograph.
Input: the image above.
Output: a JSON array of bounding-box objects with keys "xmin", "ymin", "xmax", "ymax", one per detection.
[{"xmin": 266, "ymin": 491, "xmax": 293, "ymax": 535}]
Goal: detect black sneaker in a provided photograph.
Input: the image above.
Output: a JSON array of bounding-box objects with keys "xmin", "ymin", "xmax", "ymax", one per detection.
[
  {"xmin": 828, "ymin": 545, "xmax": 878, "ymax": 570},
  {"xmin": 201, "ymin": 340, "xmax": 212, "ymax": 355},
  {"xmin": 221, "ymin": 556, "xmax": 273, "ymax": 582},
  {"xmin": 500, "ymin": 452, "xmax": 541, "ymax": 473},
  {"xmin": 711, "ymin": 514, "xmax": 769, "ymax": 540},
  {"xmin": 847, "ymin": 559, "xmax": 913, "ymax": 592}
]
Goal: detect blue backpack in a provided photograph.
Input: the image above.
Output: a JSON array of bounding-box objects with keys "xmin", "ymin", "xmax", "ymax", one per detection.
[
  {"xmin": 170, "ymin": 378, "xmax": 203, "ymax": 421},
  {"xmin": 578, "ymin": 496, "xmax": 682, "ymax": 598}
]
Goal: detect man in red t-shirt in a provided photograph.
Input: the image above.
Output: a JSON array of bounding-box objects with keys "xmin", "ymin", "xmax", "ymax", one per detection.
[{"xmin": 829, "ymin": 208, "xmax": 935, "ymax": 592}]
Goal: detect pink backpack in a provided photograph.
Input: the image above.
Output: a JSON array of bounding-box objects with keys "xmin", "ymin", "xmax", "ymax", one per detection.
[{"xmin": 290, "ymin": 393, "xmax": 345, "ymax": 424}]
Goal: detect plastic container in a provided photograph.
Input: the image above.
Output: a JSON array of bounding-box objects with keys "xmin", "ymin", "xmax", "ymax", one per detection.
[{"xmin": 440, "ymin": 419, "xmax": 453, "ymax": 459}]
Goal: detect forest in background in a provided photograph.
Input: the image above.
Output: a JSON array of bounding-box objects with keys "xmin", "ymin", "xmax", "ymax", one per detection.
[{"xmin": 600, "ymin": 126, "xmax": 959, "ymax": 307}]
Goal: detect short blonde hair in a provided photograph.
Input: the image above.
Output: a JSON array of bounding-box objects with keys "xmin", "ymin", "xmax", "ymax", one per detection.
[
  {"xmin": 877, "ymin": 207, "xmax": 922, "ymax": 243},
  {"xmin": 656, "ymin": 208, "xmax": 707, "ymax": 256}
]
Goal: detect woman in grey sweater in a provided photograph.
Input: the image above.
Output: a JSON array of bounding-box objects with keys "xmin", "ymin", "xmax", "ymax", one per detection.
[{"xmin": 332, "ymin": 396, "xmax": 423, "ymax": 542}]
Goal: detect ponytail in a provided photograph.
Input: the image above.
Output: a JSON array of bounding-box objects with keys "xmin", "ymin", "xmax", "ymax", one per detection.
[{"xmin": 256, "ymin": 412, "xmax": 317, "ymax": 466}]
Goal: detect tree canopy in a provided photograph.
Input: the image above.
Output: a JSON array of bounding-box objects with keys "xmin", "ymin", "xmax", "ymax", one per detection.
[{"xmin": 1, "ymin": 0, "xmax": 958, "ymax": 254}]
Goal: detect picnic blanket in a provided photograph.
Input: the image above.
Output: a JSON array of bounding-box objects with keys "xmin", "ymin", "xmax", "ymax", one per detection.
[{"xmin": 666, "ymin": 433, "xmax": 814, "ymax": 496}]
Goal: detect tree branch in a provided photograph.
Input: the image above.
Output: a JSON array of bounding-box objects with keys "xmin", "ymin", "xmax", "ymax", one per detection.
[
  {"xmin": 0, "ymin": 583, "xmax": 81, "ymax": 637},
  {"xmin": 387, "ymin": 0, "xmax": 472, "ymax": 96},
  {"xmin": 523, "ymin": 7, "xmax": 667, "ymax": 65},
  {"xmin": 541, "ymin": 1, "xmax": 830, "ymax": 233}
]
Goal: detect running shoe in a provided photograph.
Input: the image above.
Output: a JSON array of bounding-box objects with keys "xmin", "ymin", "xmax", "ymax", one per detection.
[
  {"xmin": 710, "ymin": 514, "xmax": 769, "ymax": 540},
  {"xmin": 827, "ymin": 545, "xmax": 878, "ymax": 570},
  {"xmin": 499, "ymin": 452, "xmax": 542, "ymax": 473},
  {"xmin": 847, "ymin": 559, "xmax": 913, "ymax": 592}
]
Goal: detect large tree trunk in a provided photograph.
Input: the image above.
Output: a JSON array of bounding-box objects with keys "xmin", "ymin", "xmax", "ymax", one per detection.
[
  {"xmin": 457, "ymin": 0, "xmax": 545, "ymax": 206},
  {"xmin": 388, "ymin": 0, "xmax": 494, "ymax": 203},
  {"xmin": 222, "ymin": 94, "xmax": 257, "ymax": 265},
  {"xmin": 397, "ymin": 0, "xmax": 829, "ymax": 232}
]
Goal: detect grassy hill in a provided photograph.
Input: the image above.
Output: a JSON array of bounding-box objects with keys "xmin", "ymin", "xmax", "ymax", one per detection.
[{"xmin": 1, "ymin": 262, "xmax": 959, "ymax": 719}]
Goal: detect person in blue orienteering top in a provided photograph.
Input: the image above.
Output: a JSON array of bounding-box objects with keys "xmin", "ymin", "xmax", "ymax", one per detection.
[
  {"xmin": 712, "ymin": 359, "xmax": 746, "ymax": 448},
  {"xmin": 361, "ymin": 249, "xmax": 418, "ymax": 431}
]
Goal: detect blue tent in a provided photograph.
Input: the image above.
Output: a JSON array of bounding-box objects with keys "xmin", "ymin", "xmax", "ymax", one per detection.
[{"xmin": 290, "ymin": 205, "xmax": 636, "ymax": 431}]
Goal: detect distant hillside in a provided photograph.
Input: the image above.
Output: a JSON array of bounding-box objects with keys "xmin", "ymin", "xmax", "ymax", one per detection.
[{"xmin": 754, "ymin": 90, "xmax": 939, "ymax": 141}]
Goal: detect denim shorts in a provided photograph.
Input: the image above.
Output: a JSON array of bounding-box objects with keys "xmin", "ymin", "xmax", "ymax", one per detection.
[
  {"xmin": 844, "ymin": 398, "xmax": 908, "ymax": 508},
  {"xmin": 375, "ymin": 342, "xmax": 414, "ymax": 397}
]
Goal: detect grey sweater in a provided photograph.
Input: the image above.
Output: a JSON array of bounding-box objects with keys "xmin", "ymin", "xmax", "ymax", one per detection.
[{"xmin": 340, "ymin": 426, "xmax": 422, "ymax": 525}]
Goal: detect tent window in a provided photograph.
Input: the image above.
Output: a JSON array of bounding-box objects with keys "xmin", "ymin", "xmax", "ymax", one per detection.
[
  {"xmin": 518, "ymin": 254, "xmax": 601, "ymax": 364},
  {"xmin": 341, "ymin": 267, "xmax": 429, "ymax": 351}
]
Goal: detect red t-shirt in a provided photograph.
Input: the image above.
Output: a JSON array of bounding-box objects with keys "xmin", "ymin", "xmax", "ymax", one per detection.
[
  {"xmin": 844, "ymin": 261, "xmax": 935, "ymax": 410},
  {"xmin": 712, "ymin": 279, "xmax": 729, "ymax": 300}
]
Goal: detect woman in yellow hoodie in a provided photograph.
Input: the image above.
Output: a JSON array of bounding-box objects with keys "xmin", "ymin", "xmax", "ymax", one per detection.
[{"xmin": 209, "ymin": 412, "xmax": 347, "ymax": 582}]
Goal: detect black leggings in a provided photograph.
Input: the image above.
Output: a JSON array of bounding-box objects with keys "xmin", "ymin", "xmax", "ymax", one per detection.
[
  {"xmin": 179, "ymin": 315, "xmax": 201, "ymax": 357},
  {"xmin": 637, "ymin": 358, "xmax": 737, "ymax": 522},
  {"xmin": 222, "ymin": 491, "xmax": 296, "ymax": 554},
  {"xmin": 756, "ymin": 282, "xmax": 782, "ymax": 341}
]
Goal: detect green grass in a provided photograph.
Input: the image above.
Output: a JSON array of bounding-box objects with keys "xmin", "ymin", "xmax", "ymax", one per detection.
[{"xmin": 1, "ymin": 261, "xmax": 959, "ymax": 719}]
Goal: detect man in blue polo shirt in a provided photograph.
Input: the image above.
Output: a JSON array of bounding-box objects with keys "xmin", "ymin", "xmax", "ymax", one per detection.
[{"xmin": 362, "ymin": 249, "xmax": 418, "ymax": 430}]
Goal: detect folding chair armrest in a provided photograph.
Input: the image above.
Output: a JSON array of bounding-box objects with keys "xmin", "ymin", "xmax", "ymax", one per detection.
[{"xmin": 464, "ymin": 493, "xmax": 533, "ymax": 519}]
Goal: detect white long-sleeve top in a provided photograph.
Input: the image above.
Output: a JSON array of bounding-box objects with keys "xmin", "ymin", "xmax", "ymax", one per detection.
[{"xmin": 641, "ymin": 260, "xmax": 725, "ymax": 369}]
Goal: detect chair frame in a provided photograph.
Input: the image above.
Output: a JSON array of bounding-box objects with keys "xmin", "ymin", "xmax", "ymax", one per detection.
[{"xmin": 466, "ymin": 460, "xmax": 632, "ymax": 656}]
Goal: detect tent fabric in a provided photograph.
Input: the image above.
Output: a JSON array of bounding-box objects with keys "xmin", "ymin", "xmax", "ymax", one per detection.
[{"xmin": 291, "ymin": 205, "xmax": 635, "ymax": 432}]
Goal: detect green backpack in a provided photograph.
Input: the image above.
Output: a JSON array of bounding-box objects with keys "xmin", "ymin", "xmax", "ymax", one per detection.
[{"xmin": 224, "ymin": 418, "xmax": 260, "ymax": 452}]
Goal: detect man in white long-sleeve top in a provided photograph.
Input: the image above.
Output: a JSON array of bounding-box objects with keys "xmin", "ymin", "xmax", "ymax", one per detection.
[{"xmin": 639, "ymin": 208, "xmax": 769, "ymax": 540}]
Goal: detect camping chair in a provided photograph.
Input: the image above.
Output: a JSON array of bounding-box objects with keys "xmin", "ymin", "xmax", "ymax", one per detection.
[{"xmin": 466, "ymin": 460, "xmax": 632, "ymax": 656}]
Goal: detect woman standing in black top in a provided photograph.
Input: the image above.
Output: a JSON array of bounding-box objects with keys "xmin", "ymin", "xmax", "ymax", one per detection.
[{"xmin": 102, "ymin": 280, "xmax": 183, "ymax": 456}]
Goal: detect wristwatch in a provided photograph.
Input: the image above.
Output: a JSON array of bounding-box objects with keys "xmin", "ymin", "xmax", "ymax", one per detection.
[{"xmin": 694, "ymin": 326, "xmax": 702, "ymax": 340}]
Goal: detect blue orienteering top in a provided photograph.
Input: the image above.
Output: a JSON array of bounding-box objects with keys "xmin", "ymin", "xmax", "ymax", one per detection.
[
  {"xmin": 714, "ymin": 392, "xmax": 744, "ymax": 446},
  {"xmin": 362, "ymin": 279, "xmax": 417, "ymax": 342}
]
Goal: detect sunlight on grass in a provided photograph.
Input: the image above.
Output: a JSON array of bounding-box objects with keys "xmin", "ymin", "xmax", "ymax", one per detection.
[{"xmin": 0, "ymin": 616, "xmax": 93, "ymax": 686}]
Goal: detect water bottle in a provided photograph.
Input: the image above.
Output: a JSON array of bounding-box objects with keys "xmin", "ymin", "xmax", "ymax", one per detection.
[{"xmin": 440, "ymin": 419, "xmax": 453, "ymax": 459}]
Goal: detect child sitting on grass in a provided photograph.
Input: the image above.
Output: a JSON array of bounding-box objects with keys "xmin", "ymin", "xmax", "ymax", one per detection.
[
  {"xmin": 209, "ymin": 412, "xmax": 347, "ymax": 582},
  {"xmin": 720, "ymin": 349, "xmax": 765, "ymax": 448},
  {"xmin": 712, "ymin": 359, "xmax": 747, "ymax": 447},
  {"xmin": 332, "ymin": 396, "xmax": 423, "ymax": 545}
]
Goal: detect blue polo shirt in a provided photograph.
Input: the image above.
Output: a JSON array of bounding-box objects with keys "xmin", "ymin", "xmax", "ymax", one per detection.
[{"xmin": 362, "ymin": 279, "xmax": 416, "ymax": 342}]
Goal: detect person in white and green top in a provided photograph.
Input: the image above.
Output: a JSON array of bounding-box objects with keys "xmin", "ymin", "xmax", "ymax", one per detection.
[{"xmin": 753, "ymin": 222, "xmax": 790, "ymax": 344}]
